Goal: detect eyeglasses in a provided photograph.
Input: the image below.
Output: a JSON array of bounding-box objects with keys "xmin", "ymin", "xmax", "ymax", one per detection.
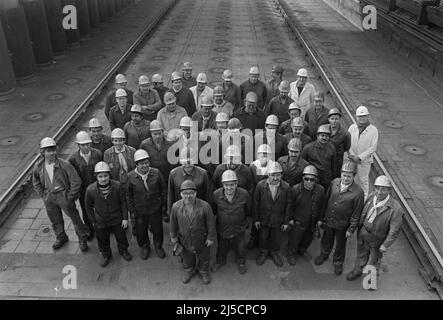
[
  {"xmin": 181, "ymin": 190, "xmax": 196, "ymax": 196},
  {"xmin": 303, "ymin": 177, "xmax": 316, "ymax": 182}
]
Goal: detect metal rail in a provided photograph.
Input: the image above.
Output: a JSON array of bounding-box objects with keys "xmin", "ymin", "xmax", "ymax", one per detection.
[
  {"xmin": 0, "ymin": 0, "xmax": 179, "ymax": 216},
  {"xmin": 274, "ymin": 0, "xmax": 443, "ymax": 292}
]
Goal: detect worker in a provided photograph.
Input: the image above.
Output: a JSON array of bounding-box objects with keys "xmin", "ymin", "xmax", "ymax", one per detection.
[
  {"xmin": 212, "ymin": 170, "xmax": 251, "ymax": 274},
  {"xmin": 213, "ymin": 86, "xmax": 234, "ymax": 117},
  {"xmin": 278, "ymin": 103, "xmax": 302, "ymax": 135},
  {"xmin": 287, "ymin": 165, "xmax": 325, "ymax": 265},
  {"xmin": 132, "ymin": 75, "xmax": 162, "ymax": 121},
  {"xmin": 156, "ymin": 91, "xmax": 188, "ymax": 132},
  {"xmin": 253, "ymin": 162, "xmax": 291, "ymax": 267},
  {"xmin": 68, "ymin": 131, "xmax": 103, "ymax": 240},
  {"xmin": 277, "ymin": 138, "xmax": 309, "ymax": 187},
  {"xmin": 170, "ymin": 180, "xmax": 216, "ymax": 284},
  {"xmin": 266, "ymin": 65, "xmax": 284, "ymax": 102},
  {"xmin": 347, "ymin": 106, "xmax": 378, "ymax": 200},
  {"xmin": 314, "ymin": 161, "xmax": 364, "ymax": 275},
  {"xmin": 283, "ymin": 117, "xmax": 311, "ymax": 149},
  {"xmin": 233, "ymin": 91, "xmax": 266, "ymax": 132},
  {"xmin": 240, "ymin": 66, "xmax": 268, "ymax": 110},
  {"xmin": 88, "ymin": 118, "xmax": 113, "ymax": 154},
  {"xmin": 220, "ymin": 117, "xmax": 254, "ymax": 165},
  {"xmin": 169, "ymin": 71, "xmax": 197, "ymax": 116},
  {"xmin": 182, "ymin": 61, "xmax": 196, "ymax": 88},
  {"xmin": 104, "ymin": 74, "xmax": 134, "ymax": 119},
  {"xmin": 304, "ymin": 91, "xmax": 330, "ymax": 140},
  {"xmin": 215, "ymin": 112, "xmax": 229, "ymax": 134},
  {"xmin": 221, "ymin": 69, "xmax": 242, "ymax": 110},
  {"xmin": 301, "ymin": 124, "xmax": 337, "ymax": 189},
  {"xmin": 254, "ymin": 114, "xmax": 287, "ymax": 160},
  {"xmin": 347, "ymin": 175, "xmax": 404, "ymax": 281},
  {"xmin": 289, "ymin": 68, "xmax": 316, "ymax": 119},
  {"xmin": 152, "ymin": 74, "xmax": 168, "ymax": 108},
  {"xmin": 265, "ymin": 80, "xmax": 293, "ymax": 124},
  {"xmin": 108, "ymin": 88, "xmax": 132, "ymax": 131},
  {"xmin": 328, "ymin": 108, "xmax": 351, "ymax": 178},
  {"xmin": 190, "ymin": 73, "xmax": 214, "ymax": 111},
  {"xmin": 191, "ymin": 95, "xmax": 217, "ymax": 131},
  {"xmin": 32, "ymin": 137, "xmax": 89, "ymax": 251},
  {"xmin": 126, "ymin": 150, "xmax": 167, "ymax": 260},
  {"xmin": 85, "ymin": 161, "xmax": 132, "ymax": 267},
  {"xmin": 123, "ymin": 104, "xmax": 151, "ymax": 149}
]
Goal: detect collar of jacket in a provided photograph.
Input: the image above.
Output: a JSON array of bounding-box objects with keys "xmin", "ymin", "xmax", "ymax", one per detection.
[
  {"xmin": 135, "ymin": 167, "xmax": 152, "ymax": 179},
  {"xmin": 336, "ymin": 179, "xmax": 357, "ymax": 193},
  {"xmin": 367, "ymin": 192, "xmax": 395, "ymax": 211},
  {"xmin": 92, "ymin": 180, "xmax": 116, "ymax": 193},
  {"xmin": 314, "ymin": 140, "xmax": 330, "ymax": 149},
  {"xmin": 176, "ymin": 197, "xmax": 204, "ymax": 210},
  {"xmin": 296, "ymin": 182, "xmax": 321, "ymax": 196},
  {"xmin": 218, "ymin": 188, "xmax": 240, "ymax": 201},
  {"xmin": 181, "ymin": 166, "xmax": 196, "ymax": 177},
  {"xmin": 112, "ymin": 145, "xmax": 129, "ymax": 154}
]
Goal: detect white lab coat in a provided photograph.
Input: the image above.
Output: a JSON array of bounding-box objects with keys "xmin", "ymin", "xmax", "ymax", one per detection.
[
  {"xmin": 348, "ymin": 123, "xmax": 379, "ymax": 164},
  {"xmin": 288, "ymin": 80, "xmax": 316, "ymax": 119}
]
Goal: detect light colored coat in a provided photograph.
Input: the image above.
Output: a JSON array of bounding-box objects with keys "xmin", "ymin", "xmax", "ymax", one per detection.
[
  {"xmin": 288, "ymin": 80, "xmax": 316, "ymax": 119},
  {"xmin": 189, "ymin": 85, "xmax": 214, "ymax": 111},
  {"xmin": 348, "ymin": 123, "xmax": 378, "ymax": 164}
]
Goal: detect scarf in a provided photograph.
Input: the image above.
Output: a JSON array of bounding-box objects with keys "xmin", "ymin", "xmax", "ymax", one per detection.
[
  {"xmin": 136, "ymin": 168, "xmax": 151, "ymax": 191},
  {"xmin": 80, "ymin": 151, "xmax": 91, "ymax": 164},
  {"xmin": 98, "ymin": 182, "xmax": 111, "ymax": 199},
  {"xmin": 114, "ymin": 146, "xmax": 128, "ymax": 173},
  {"xmin": 340, "ymin": 182, "xmax": 351, "ymax": 193},
  {"xmin": 267, "ymin": 180, "xmax": 280, "ymax": 200},
  {"xmin": 366, "ymin": 195, "xmax": 390, "ymax": 223}
]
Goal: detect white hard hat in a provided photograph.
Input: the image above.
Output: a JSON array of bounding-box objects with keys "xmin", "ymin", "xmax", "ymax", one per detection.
[
  {"xmin": 265, "ymin": 115, "xmax": 279, "ymax": 126},
  {"xmin": 171, "ymin": 71, "xmax": 182, "ymax": 81},
  {"xmin": 183, "ymin": 62, "xmax": 192, "ymax": 70},
  {"xmin": 115, "ymin": 88, "xmax": 127, "ymax": 98},
  {"xmin": 222, "ymin": 69, "xmax": 233, "ymax": 81},
  {"xmin": 278, "ymin": 80, "xmax": 290, "ymax": 92},
  {"xmin": 221, "ymin": 170, "xmax": 238, "ymax": 183},
  {"xmin": 150, "ymin": 120, "xmax": 163, "ymax": 131},
  {"xmin": 291, "ymin": 117, "xmax": 304, "ymax": 127},
  {"xmin": 179, "ymin": 116, "xmax": 192, "ymax": 128},
  {"xmin": 164, "ymin": 92, "xmax": 177, "ymax": 104},
  {"xmin": 288, "ymin": 102, "xmax": 301, "ymax": 112},
  {"xmin": 200, "ymin": 95, "xmax": 214, "ymax": 107},
  {"xmin": 138, "ymin": 75, "xmax": 150, "ymax": 85},
  {"xmin": 216, "ymin": 112, "xmax": 229, "ymax": 122},
  {"xmin": 88, "ymin": 118, "xmax": 102, "ymax": 128},
  {"xmin": 249, "ymin": 66, "xmax": 259, "ymax": 74},
  {"xmin": 75, "ymin": 131, "xmax": 92, "ymax": 144},
  {"xmin": 115, "ymin": 74, "xmax": 127, "ymax": 84},
  {"xmin": 111, "ymin": 128, "xmax": 125, "ymax": 139},
  {"xmin": 152, "ymin": 74, "xmax": 163, "ymax": 83},
  {"xmin": 257, "ymin": 144, "xmax": 271, "ymax": 154},
  {"xmin": 303, "ymin": 165, "xmax": 318, "ymax": 176},
  {"xmin": 288, "ymin": 138, "xmax": 302, "ymax": 151},
  {"xmin": 267, "ymin": 161, "xmax": 282, "ymax": 174},
  {"xmin": 134, "ymin": 149, "xmax": 149, "ymax": 162},
  {"xmin": 40, "ymin": 137, "xmax": 57, "ymax": 149},
  {"xmin": 297, "ymin": 68, "xmax": 308, "ymax": 77},
  {"xmin": 224, "ymin": 145, "xmax": 241, "ymax": 158},
  {"xmin": 94, "ymin": 161, "xmax": 110, "ymax": 173},
  {"xmin": 131, "ymin": 104, "xmax": 143, "ymax": 113},
  {"xmin": 196, "ymin": 73, "xmax": 208, "ymax": 83},
  {"xmin": 356, "ymin": 105, "xmax": 370, "ymax": 116},
  {"xmin": 374, "ymin": 175, "xmax": 392, "ymax": 188}
]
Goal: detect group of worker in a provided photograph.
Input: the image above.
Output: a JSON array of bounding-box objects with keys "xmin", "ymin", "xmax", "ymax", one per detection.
[{"xmin": 32, "ymin": 62, "xmax": 403, "ymax": 286}]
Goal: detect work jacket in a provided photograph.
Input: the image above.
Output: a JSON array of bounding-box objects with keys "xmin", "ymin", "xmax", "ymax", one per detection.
[
  {"xmin": 190, "ymin": 85, "xmax": 214, "ymax": 112},
  {"xmin": 212, "ymin": 163, "xmax": 255, "ymax": 196},
  {"xmin": 133, "ymin": 88, "xmax": 162, "ymax": 121},
  {"xmin": 68, "ymin": 148, "xmax": 103, "ymax": 189},
  {"xmin": 104, "ymin": 89, "xmax": 134, "ymax": 119},
  {"xmin": 109, "ymin": 104, "xmax": 132, "ymax": 131},
  {"xmin": 233, "ymin": 107, "xmax": 266, "ymax": 132},
  {"xmin": 140, "ymin": 137, "xmax": 174, "ymax": 179},
  {"xmin": 300, "ymin": 140, "xmax": 337, "ymax": 187},
  {"xmin": 240, "ymin": 79, "xmax": 268, "ymax": 110},
  {"xmin": 91, "ymin": 134, "xmax": 113, "ymax": 154},
  {"xmin": 265, "ymin": 95, "xmax": 294, "ymax": 124},
  {"xmin": 292, "ymin": 182, "xmax": 325, "ymax": 229},
  {"xmin": 304, "ymin": 105, "xmax": 330, "ymax": 140},
  {"xmin": 123, "ymin": 119, "xmax": 151, "ymax": 149},
  {"xmin": 277, "ymin": 155, "xmax": 309, "ymax": 186},
  {"xmin": 170, "ymin": 87, "xmax": 197, "ymax": 116},
  {"xmin": 103, "ymin": 145, "xmax": 136, "ymax": 184},
  {"xmin": 156, "ymin": 105, "xmax": 188, "ymax": 132},
  {"xmin": 222, "ymin": 82, "xmax": 242, "ymax": 110},
  {"xmin": 191, "ymin": 110, "xmax": 218, "ymax": 131}
]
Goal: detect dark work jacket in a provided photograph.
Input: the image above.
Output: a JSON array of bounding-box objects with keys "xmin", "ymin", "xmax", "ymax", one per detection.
[
  {"xmin": 191, "ymin": 110, "xmax": 218, "ymax": 131},
  {"xmin": 304, "ymin": 106, "xmax": 330, "ymax": 140},
  {"xmin": 126, "ymin": 168, "xmax": 167, "ymax": 218},
  {"xmin": 103, "ymin": 145, "xmax": 136, "ymax": 184},
  {"xmin": 153, "ymin": 86, "xmax": 169, "ymax": 108},
  {"xmin": 109, "ymin": 104, "xmax": 132, "ymax": 131},
  {"xmin": 213, "ymin": 187, "xmax": 250, "ymax": 239},
  {"xmin": 105, "ymin": 89, "xmax": 134, "ymax": 119},
  {"xmin": 170, "ymin": 198, "xmax": 216, "ymax": 252},
  {"xmin": 68, "ymin": 148, "xmax": 103, "ymax": 190},
  {"xmin": 169, "ymin": 87, "xmax": 197, "ymax": 116},
  {"xmin": 182, "ymin": 76, "xmax": 197, "ymax": 89},
  {"xmin": 233, "ymin": 107, "xmax": 266, "ymax": 132},
  {"xmin": 91, "ymin": 134, "xmax": 113, "ymax": 154},
  {"xmin": 300, "ymin": 140, "xmax": 337, "ymax": 187},
  {"xmin": 277, "ymin": 156, "xmax": 309, "ymax": 186},
  {"xmin": 240, "ymin": 79, "xmax": 268, "ymax": 110},
  {"xmin": 253, "ymin": 179, "xmax": 292, "ymax": 227},
  {"xmin": 222, "ymin": 82, "xmax": 242, "ymax": 110},
  {"xmin": 140, "ymin": 137, "xmax": 174, "ymax": 179},
  {"xmin": 85, "ymin": 180, "xmax": 127, "ymax": 228},
  {"xmin": 123, "ymin": 119, "xmax": 151, "ymax": 149},
  {"xmin": 322, "ymin": 178, "xmax": 364, "ymax": 233},
  {"xmin": 212, "ymin": 164, "xmax": 255, "ymax": 196},
  {"xmin": 330, "ymin": 125, "xmax": 351, "ymax": 178},
  {"xmin": 265, "ymin": 95, "xmax": 294, "ymax": 124},
  {"xmin": 292, "ymin": 183, "xmax": 325, "ymax": 229},
  {"xmin": 254, "ymin": 130, "xmax": 288, "ymax": 160}
]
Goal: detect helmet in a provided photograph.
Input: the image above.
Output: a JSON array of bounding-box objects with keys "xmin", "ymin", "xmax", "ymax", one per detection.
[
  {"xmin": 216, "ymin": 112, "xmax": 229, "ymax": 122},
  {"xmin": 341, "ymin": 161, "xmax": 356, "ymax": 174},
  {"xmin": 138, "ymin": 75, "xmax": 150, "ymax": 85},
  {"xmin": 179, "ymin": 116, "xmax": 192, "ymax": 128},
  {"xmin": 224, "ymin": 145, "xmax": 241, "ymax": 158},
  {"xmin": 291, "ymin": 117, "xmax": 304, "ymax": 127},
  {"xmin": 374, "ymin": 175, "xmax": 392, "ymax": 188},
  {"xmin": 182, "ymin": 62, "xmax": 192, "ymax": 70},
  {"xmin": 152, "ymin": 74, "xmax": 163, "ymax": 83},
  {"xmin": 111, "ymin": 128, "xmax": 125, "ymax": 139},
  {"xmin": 115, "ymin": 88, "xmax": 127, "ymax": 98},
  {"xmin": 94, "ymin": 161, "xmax": 110, "ymax": 173},
  {"xmin": 134, "ymin": 149, "xmax": 149, "ymax": 162},
  {"xmin": 88, "ymin": 118, "xmax": 102, "ymax": 128},
  {"xmin": 171, "ymin": 71, "xmax": 182, "ymax": 81},
  {"xmin": 288, "ymin": 102, "xmax": 301, "ymax": 112},
  {"xmin": 245, "ymin": 91, "xmax": 257, "ymax": 103},
  {"xmin": 40, "ymin": 137, "xmax": 57, "ymax": 149},
  {"xmin": 221, "ymin": 170, "xmax": 238, "ymax": 183},
  {"xmin": 213, "ymin": 86, "xmax": 224, "ymax": 96},
  {"xmin": 164, "ymin": 91, "xmax": 177, "ymax": 104},
  {"xmin": 328, "ymin": 108, "xmax": 342, "ymax": 117},
  {"xmin": 200, "ymin": 95, "xmax": 214, "ymax": 107},
  {"xmin": 249, "ymin": 66, "xmax": 259, "ymax": 74},
  {"xmin": 115, "ymin": 74, "xmax": 127, "ymax": 84},
  {"xmin": 278, "ymin": 80, "xmax": 290, "ymax": 92},
  {"xmin": 228, "ymin": 117, "xmax": 242, "ymax": 130},
  {"xmin": 288, "ymin": 138, "xmax": 302, "ymax": 151},
  {"xmin": 75, "ymin": 131, "xmax": 92, "ymax": 144},
  {"xmin": 196, "ymin": 73, "xmax": 208, "ymax": 83},
  {"xmin": 180, "ymin": 179, "xmax": 197, "ymax": 191},
  {"xmin": 303, "ymin": 165, "xmax": 318, "ymax": 176},
  {"xmin": 131, "ymin": 104, "xmax": 143, "ymax": 113},
  {"xmin": 265, "ymin": 115, "xmax": 279, "ymax": 126},
  {"xmin": 272, "ymin": 65, "xmax": 284, "ymax": 74},
  {"xmin": 150, "ymin": 120, "xmax": 163, "ymax": 131},
  {"xmin": 297, "ymin": 68, "xmax": 308, "ymax": 77},
  {"xmin": 222, "ymin": 69, "xmax": 233, "ymax": 81},
  {"xmin": 167, "ymin": 128, "xmax": 185, "ymax": 142},
  {"xmin": 317, "ymin": 124, "xmax": 331, "ymax": 135},
  {"xmin": 257, "ymin": 144, "xmax": 271, "ymax": 154},
  {"xmin": 267, "ymin": 161, "xmax": 282, "ymax": 174},
  {"xmin": 356, "ymin": 105, "xmax": 370, "ymax": 116}
]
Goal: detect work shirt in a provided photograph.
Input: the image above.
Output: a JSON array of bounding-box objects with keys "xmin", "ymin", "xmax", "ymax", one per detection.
[
  {"xmin": 288, "ymin": 80, "xmax": 315, "ymax": 119},
  {"xmin": 212, "ymin": 163, "xmax": 255, "ymax": 196},
  {"xmin": 300, "ymin": 140, "xmax": 337, "ymax": 187},
  {"xmin": 104, "ymin": 89, "xmax": 134, "ymax": 119},
  {"xmin": 222, "ymin": 82, "xmax": 242, "ymax": 110},
  {"xmin": 265, "ymin": 95, "xmax": 294, "ymax": 124},
  {"xmin": 304, "ymin": 105, "xmax": 330, "ymax": 139},
  {"xmin": 233, "ymin": 107, "xmax": 266, "ymax": 132},
  {"xmin": 156, "ymin": 105, "xmax": 188, "ymax": 132},
  {"xmin": 277, "ymin": 155, "xmax": 309, "ymax": 186},
  {"xmin": 133, "ymin": 88, "xmax": 162, "ymax": 121},
  {"xmin": 292, "ymin": 183, "xmax": 325, "ymax": 229},
  {"xmin": 348, "ymin": 123, "xmax": 378, "ymax": 164},
  {"xmin": 140, "ymin": 137, "xmax": 174, "ymax": 179},
  {"xmin": 68, "ymin": 148, "xmax": 103, "ymax": 189},
  {"xmin": 170, "ymin": 87, "xmax": 197, "ymax": 116},
  {"xmin": 109, "ymin": 104, "xmax": 132, "ymax": 131},
  {"xmin": 191, "ymin": 110, "xmax": 218, "ymax": 131},
  {"xmin": 91, "ymin": 134, "xmax": 113, "ymax": 154},
  {"xmin": 189, "ymin": 86, "xmax": 214, "ymax": 112},
  {"xmin": 240, "ymin": 79, "xmax": 268, "ymax": 110},
  {"xmin": 123, "ymin": 119, "xmax": 151, "ymax": 149}
]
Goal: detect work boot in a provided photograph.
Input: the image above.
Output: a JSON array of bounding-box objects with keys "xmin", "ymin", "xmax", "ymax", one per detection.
[
  {"xmin": 87, "ymin": 228, "xmax": 95, "ymax": 241},
  {"xmin": 346, "ymin": 270, "xmax": 362, "ymax": 281},
  {"xmin": 52, "ymin": 237, "xmax": 68, "ymax": 250},
  {"xmin": 237, "ymin": 263, "xmax": 247, "ymax": 275},
  {"xmin": 182, "ymin": 272, "xmax": 194, "ymax": 284},
  {"xmin": 120, "ymin": 251, "xmax": 132, "ymax": 261},
  {"xmin": 140, "ymin": 246, "xmax": 150, "ymax": 260},
  {"xmin": 314, "ymin": 255, "xmax": 327, "ymax": 266},
  {"xmin": 287, "ymin": 255, "xmax": 297, "ymax": 266},
  {"xmin": 271, "ymin": 254, "xmax": 283, "ymax": 267},
  {"xmin": 155, "ymin": 247, "xmax": 166, "ymax": 259},
  {"xmin": 334, "ymin": 264, "xmax": 343, "ymax": 276},
  {"xmin": 201, "ymin": 274, "xmax": 211, "ymax": 285},
  {"xmin": 256, "ymin": 253, "xmax": 266, "ymax": 266},
  {"xmin": 100, "ymin": 255, "xmax": 111, "ymax": 267},
  {"xmin": 211, "ymin": 262, "xmax": 225, "ymax": 272},
  {"xmin": 79, "ymin": 240, "xmax": 89, "ymax": 252},
  {"xmin": 299, "ymin": 251, "xmax": 312, "ymax": 261}
]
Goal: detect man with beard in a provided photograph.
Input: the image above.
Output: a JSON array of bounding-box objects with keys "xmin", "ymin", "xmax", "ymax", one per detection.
[
  {"xmin": 151, "ymin": 74, "xmax": 168, "ymax": 108},
  {"xmin": 277, "ymin": 138, "xmax": 309, "ymax": 187},
  {"xmin": 109, "ymin": 88, "xmax": 132, "ymax": 131},
  {"xmin": 221, "ymin": 69, "xmax": 242, "ymax": 110},
  {"xmin": 240, "ymin": 66, "xmax": 268, "ymax": 111},
  {"xmin": 123, "ymin": 105, "xmax": 151, "ymax": 149},
  {"xmin": 213, "ymin": 86, "xmax": 234, "ymax": 117},
  {"xmin": 304, "ymin": 91, "xmax": 330, "ymax": 140},
  {"xmin": 191, "ymin": 95, "xmax": 217, "ymax": 131},
  {"xmin": 328, "ymin": 108, "xmax": 351, "ymax": 178},
  {"xmin": 283, "ymin": 117, "xmax": 311, "ymax": 149},
  {"xmin": 104, "ymin": 74, "xmax": 134, "ymax": 119},
  {"xmin": 289, "ymin": 68, "xmax": 316, "ymax": 119},
  {"xmin": 278, "ymin": 103, "xmax": 302, "ymax": 135},
  {"xmin": 88, "ymin": 118, "xmax": 113, "ymax": 154},
  {"xmin": 266, "ymin": 65, "xmax": 284, "ymax": 102},
  {"xmin": 156, "ymin": 92, "xmax": 188, "ymax": 132},
  {"xmin": 169, "ymin": 71, "xmax": 196, "ymax": 116},
  {"xmin": 265, "ymin": 80, "xmax": 293, "ymax": 124},
  {"xmin": 190, "ymin": 73, "xmax": 214, "ymax": 112},
  {"xmin": 182, "ymin": 61, "xmax": 197, "ymax": 88},
  {"xmin": 133, "ymin": 75, "xmax": 162, "ymax": 122},
  {"xmin": 233, "ymin": 92, "xmax": 266, "ymax": 132}
]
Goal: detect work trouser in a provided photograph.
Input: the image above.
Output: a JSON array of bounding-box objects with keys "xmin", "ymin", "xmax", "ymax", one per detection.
[
  {"xmin": 355, "ymin": 162, "xmax": 371, "ymax": 200},
  {"xmin": 216, "ymin": 232, "xmax": 246, "ymax": 265},
  {"xmin": 79, "ymin": 188, "xmax": 94, "ymax": 232},
  {"xmin": 135, "ymin": 212, "xmax": 163, "ymax": 249},
  {"xmin": 182, "ymin": 245, "xmax": 210, "ymax": 276},
  {"xmin": 259, "ymin": 226, "xmax": 283, "ymax": 256},
  {"xmin": 44, "ymin": 191, "xmax": 89, "ymax": 241},
  {"xmin": 287, "ymin": 222, "xmax": 314, "ymax": 258},
  {"xmin": 95, "ymin": 223, "xmax": 129, "ymax": 258},
  {"xmin": 353, "ymin": 227, "xmax": 384, "ymax": 274},
  {"xmin": 320, "ymin": 225, "xmax": 348, "ymax": 266}
]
